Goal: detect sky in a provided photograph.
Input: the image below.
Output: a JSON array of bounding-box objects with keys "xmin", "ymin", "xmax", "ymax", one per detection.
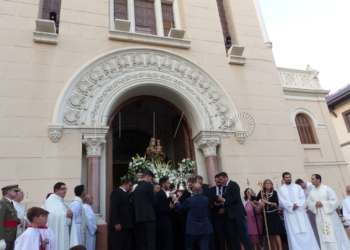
[{"xmin": 258, "ymin": 0, "xmax": 350, "ymax": 94}]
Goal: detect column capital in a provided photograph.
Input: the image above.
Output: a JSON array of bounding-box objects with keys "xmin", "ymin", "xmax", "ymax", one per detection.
[
  {"xmin": 196, "ymin": 139, "xmax": 221, "ymax": 157},
  {"xmin": 83, "ymin": 137, "xmax": 106, "ymax": 158}
]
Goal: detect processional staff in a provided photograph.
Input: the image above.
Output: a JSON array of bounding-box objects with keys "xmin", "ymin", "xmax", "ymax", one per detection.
[
  {"xmin": 258, "ymin": 181, "xmax": 271, "ymax": 250},
  {"xmin": 22, "ymin": 192, "xmax": 28, "ymax": 232}
]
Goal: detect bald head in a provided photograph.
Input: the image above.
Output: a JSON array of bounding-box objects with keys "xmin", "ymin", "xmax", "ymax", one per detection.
[
  {"xmin": 192, "ymin": 183, "xmax": 202, "ymax": 194},
  {"xmin": 83, "ymin": 195, "xmax": 93, "ymax": 205},
  {"xmin": 346, "ymin": 185, "xmax": 350, "ymax": 197}
]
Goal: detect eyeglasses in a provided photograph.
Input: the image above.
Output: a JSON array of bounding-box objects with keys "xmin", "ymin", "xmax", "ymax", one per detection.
[{"xmin": 60, "ymin": 188, "xmax": 68, "ymax": 191}]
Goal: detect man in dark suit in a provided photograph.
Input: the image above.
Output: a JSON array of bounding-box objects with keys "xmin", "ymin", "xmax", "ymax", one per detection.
[
  {"xmin": 195, "ymin": 175, "xmax": 214, "ymax": 250},
  {"xmin": 173, "ymin": 183, "xmax": 213, "ymax": 250},
  {"xmin": 209, "ymin": 175, "xmax": 228, "ymax": 250},
  {"xmin": 155, "ymin": 176, "xmax": 174, "ymax": 250},
  {"xmin": 109, "ymin": 178, "xmax": 135, "ymax": 250},
  {"xmin": 132, "ymin": 170, "xmax": 157, "ymax": 250},
  {"xmin": 217, "ymin": 172, "xmax": 251, "ymax": 250}
]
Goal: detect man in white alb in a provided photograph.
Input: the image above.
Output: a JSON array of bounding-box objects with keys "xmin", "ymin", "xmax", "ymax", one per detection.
[
  {"xmin": 341, "ymin": 185, "xmax": 350, "ymax": 235},
  {"xmin": 12, "ymin": 188, "xmax": 26, "ymax": 238},
  {"xmin": 307, "ymin": 174, "xmax": 350, "ymax": 250},
  {"xmin": 70, "ymin": 185, "xmax": 86, "ymax": 245},
  {"xmin": 83, "ymin": 195, "xmax": 97, "ymax": 250},
  {"xmin": 43, "ymin": 182, "xmax": 78, "ymax": 250},
  {"xmin": 278, "ymin": 172, "xmax": 319, "ymax": 250},
  {"xmin": 295, "ymin": 178, "xmax": 320, "ymax": 246}
]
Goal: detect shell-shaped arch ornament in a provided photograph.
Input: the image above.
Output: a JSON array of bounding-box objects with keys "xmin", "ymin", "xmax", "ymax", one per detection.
[{"xmin": 232, "ymin": 112, "xmax": 255, "ymax": 144}]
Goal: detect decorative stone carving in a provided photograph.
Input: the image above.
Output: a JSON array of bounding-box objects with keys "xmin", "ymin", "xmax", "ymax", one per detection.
[
  {"xmin": 63, "ymin": 110, "xmax": 80, "ymax": 125},
  {"xmin": 83, "ymin": 137, "xmax": 106, "ymax": 158},
  {"xmin": 76, "ymin": 81, "xmax": 94, "ymax": 96},
  {"xmin": 197, "ymin": 139, "xmax": 221, "ymax": 157},
  {"xmin": 101, "ymin": 61, "xmax": 117, "ymax": 76},
  {"xmin": 160, "ymin": 56, "xmax": 173, "ymax": 70},
  {"xmin": 232, "ymin": 112, "xmax": 255, "ymax": 144},
  {"xmin": 88, "ymin": 69, "xmax": 105, "ymax": 84},
  {"xmin": 115, "ymin": 56, "xmax": 130, "ymax": 70},
  {"xmin": 49, "ymin": 128, "xmax": 62, "ymax": 143},
  {"xmin": 146, "ymin": 54, "xmax": 159, "ymax": 67},
  {"xmin": 67, "ymin": 94, "xmax": 86, "ymax": 110},
  {"xmin": 52, "ymin": 48, "xmax": 243, "ymax": 136},
  {"xmin": 131, "ymin": 54, "xmax": 144, "ymax": 66}
]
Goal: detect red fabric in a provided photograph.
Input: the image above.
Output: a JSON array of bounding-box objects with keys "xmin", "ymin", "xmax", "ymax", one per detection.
[
  {"xmin": 29, "ymin": 225, "xmax": 48, "ymax": 229},
  {"xmin": 4, "ymin": 221, "xmax": 18, "ymax": 227}
]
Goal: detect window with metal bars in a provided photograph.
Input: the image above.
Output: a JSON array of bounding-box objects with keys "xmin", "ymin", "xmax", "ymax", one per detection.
[{"xmin": 295, "ymin": 114, "xmax": 317, "ymax": 144}]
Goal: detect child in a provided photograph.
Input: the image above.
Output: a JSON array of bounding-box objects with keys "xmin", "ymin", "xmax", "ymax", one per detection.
[{"xmin": 15, "ymin": 207, "xmax": 56, "ymax": 250}]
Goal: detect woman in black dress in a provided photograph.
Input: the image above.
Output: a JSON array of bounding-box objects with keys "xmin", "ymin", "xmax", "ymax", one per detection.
[{"xmin": 254, "ymin": 179, "xmax": 285, "ymax": 250}]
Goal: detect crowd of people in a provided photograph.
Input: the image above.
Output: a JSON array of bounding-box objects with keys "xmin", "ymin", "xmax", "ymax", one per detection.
[
  {"xmin": 110, "ymin": 171, "xmax": 350, "ymax": 250},
  {"xmin": 0, "ymin": 183, "xmax": 96, "ymax": 250},
  {"xmin": 1, "ymin": 170, "xmax": 350, "ymax": 250}
]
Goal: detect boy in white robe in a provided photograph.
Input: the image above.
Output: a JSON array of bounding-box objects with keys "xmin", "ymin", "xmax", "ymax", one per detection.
[
  {"xmin": 83, "ymin": 195, "xmax": 97, "ymax": 250},
  {"xmin": 15, "ymin": 207, "xmax": 56, "ymax": 250}
]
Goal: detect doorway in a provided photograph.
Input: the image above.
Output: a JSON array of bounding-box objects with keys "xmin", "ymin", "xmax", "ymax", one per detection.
[{"xmin": 109, "ymin": 96, "xmax": 195, "ymax": 190}]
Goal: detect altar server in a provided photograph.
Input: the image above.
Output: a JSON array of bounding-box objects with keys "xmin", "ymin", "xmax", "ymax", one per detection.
[
  {"xmin": 83, "ymin": 195, "xmax": 97, "ymax": 250},
  {"xmin": 14, "ymin": 207, "xmax": 56, "ymax": 250},
  {"xmin": 307, "ymin": 174, "xmax": 350, "ymax": 250},
  {"xmin": 43, "ymin": 182, "xmax": 78, "ymax": 250},
  {"xmin": 278, "ymin": 172, "xmax": 319, "ymax": 250},
  {"xmin": 70, "ymin": 185, "xmax": 86, "ymax": 245}
]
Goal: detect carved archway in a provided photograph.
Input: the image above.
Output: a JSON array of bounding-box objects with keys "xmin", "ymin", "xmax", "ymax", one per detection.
[{"xmin": 49, "ymin": 47, "xmax": 241, "ymax": 141}]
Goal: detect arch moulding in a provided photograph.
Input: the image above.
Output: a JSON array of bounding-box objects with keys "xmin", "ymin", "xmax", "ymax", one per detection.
[
  {"xmin": 290, "ymin": 108, "xmax": 326, "ymax": 129},
  {"xmin": 49, "ymin": 47, "xmax": 252, "ymax": 144}
]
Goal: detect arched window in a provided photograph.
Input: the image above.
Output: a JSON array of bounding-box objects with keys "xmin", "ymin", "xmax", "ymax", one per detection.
[{"xmin": 295, "ymin": 114, "xmax": 317, "ymax": 144}]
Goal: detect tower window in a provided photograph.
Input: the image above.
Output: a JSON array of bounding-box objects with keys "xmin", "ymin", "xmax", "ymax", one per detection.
[{"xmin": 295, "ymin": 114, "xmax": 317, "ymax": 144}]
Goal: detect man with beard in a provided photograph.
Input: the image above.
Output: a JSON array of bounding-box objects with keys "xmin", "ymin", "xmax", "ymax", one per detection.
[
  {"xmin": 155, "ymin": 176, "xmax": 174, "ymax": 250},
  {"xmin": 278, "ymin": 172, "xmax": 319, "ymax": 250},
  {"xmin": 0, "ymin": 185, "xmax": 20, "ymax": 250},
  {"xmin": 210, "ymin": 175, "xmax": 228, "ymax": 250}
]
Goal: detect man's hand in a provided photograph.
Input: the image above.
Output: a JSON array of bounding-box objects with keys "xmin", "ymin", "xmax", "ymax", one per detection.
[
  {"xmin": 293, "ymin": 204, "xmax": 298, "ymax": 210},
  {"xmin": 115, "ymin": 224, "xmax": 121, "ymax": 231},
  {"xmin": 218, "ymin": 208, "xmax": 226, "ymax": 215},
  {"xmin": 316, "ymin": 201, "xmax": 323, "ymax": 207},
  {"xmin": 169, "ymin": 203, "xmax": 174, "ymax": 209},
  {"xmin": 214, "ymin": 201, "xmax": 222, "ymax": 206},
  {"xmin": 172, "ymin": 196, "xmax": 178, "ymax": 203},
  {"xmin": 0, "ymin": 239, "xmax": 6, "ymax": 250},
  {"xmin": 66, "ymin": 210, "xmax": 73, "ymax": 218},
  {"xmin": 217, "ymin": 195, "xmax": 224, "ymax": 202}
]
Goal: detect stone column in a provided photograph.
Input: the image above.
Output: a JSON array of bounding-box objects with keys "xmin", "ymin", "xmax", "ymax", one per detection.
[
  {"xmin": 83, "ymin": 137, "xmax": 106, "ymax": 213},
  {"xmin": 197, "ymin": 139, "xmax": 221, "ymax": 187}
]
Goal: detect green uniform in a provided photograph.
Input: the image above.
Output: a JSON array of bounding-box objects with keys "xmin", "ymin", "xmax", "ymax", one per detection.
[
  {"xmin": 0, "ymin": 184, "xmax": 19, "ymax": 250},
  {"xmin": 0, "ymin": 198, "xmax": 18, "ymax": 250}
]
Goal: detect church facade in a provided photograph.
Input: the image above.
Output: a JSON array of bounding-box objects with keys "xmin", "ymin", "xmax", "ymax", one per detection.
[{"xmin": 0, "ymin": 0, "xmax": 348, "ymax": 247}]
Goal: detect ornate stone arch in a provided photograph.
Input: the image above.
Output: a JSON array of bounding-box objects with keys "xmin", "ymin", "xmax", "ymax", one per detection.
[{"xmin": 49, "ymin": 47, "xmax": 251, "ymax": 143}]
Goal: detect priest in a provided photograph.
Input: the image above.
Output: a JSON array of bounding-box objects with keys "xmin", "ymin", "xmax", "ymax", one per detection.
[
  {"xmin": 278, "ymin": 172, "xmax": 319, "ymax": 250},
  {"xmin": 83, "ymin": 195, "xmax": 97, "ymax": 250},
  {"xmin": 307, "ymin": 174, "xmax": 350, "ymax": 250},
  {"xmin": 43, "ymin": 182, "xmax": 78, "ymax": 250}
]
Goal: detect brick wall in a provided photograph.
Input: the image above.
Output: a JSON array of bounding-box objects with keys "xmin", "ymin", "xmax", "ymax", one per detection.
[
  {"xmin": 115, "ymin": 0, "xmax": 128, "ymax": 20},
  {"xmin": 161, "ymin": 3, "xmax": 174, "ymax": 37},
  {"xmin": 41, "ymin": 0, "xmax": 61, "ymax": 22},
  {"xmin": 134, "ymin": 0, "xmax": 157, "ymax": 35},
  {"xmin": 216, "ymin": 0, "xmax": 230, "ymax": 39}
]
